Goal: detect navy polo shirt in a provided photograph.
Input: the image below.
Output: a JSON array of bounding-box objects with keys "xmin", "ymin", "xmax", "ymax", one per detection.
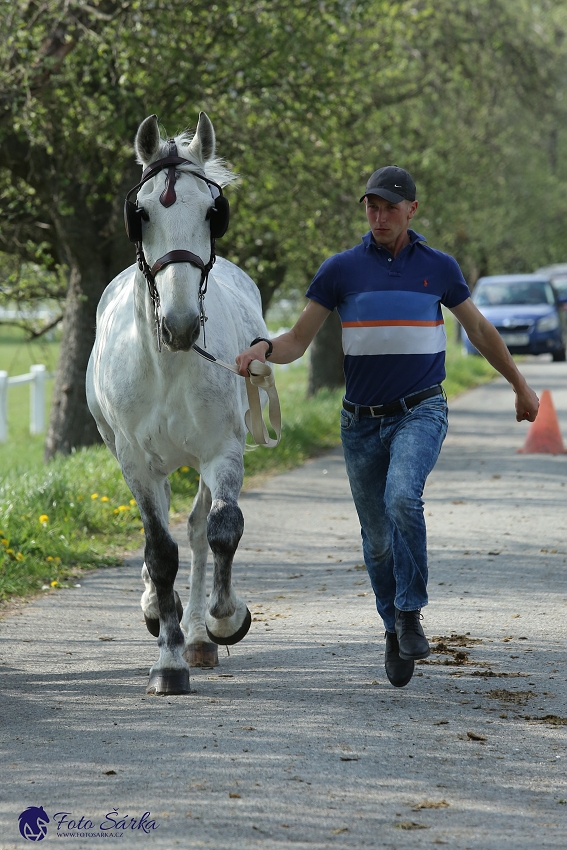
[{"xmin": 306, "ymin": 230, "xmax": 470, "ymax": 406}]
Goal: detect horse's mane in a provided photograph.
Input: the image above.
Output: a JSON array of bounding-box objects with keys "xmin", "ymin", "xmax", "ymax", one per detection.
[{"xmin": 156, "ymin": 131, "xmax": 238, "ymax": 189}]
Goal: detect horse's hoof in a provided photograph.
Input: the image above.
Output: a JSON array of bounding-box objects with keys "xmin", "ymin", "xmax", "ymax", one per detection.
[
  {"xmin": 184, "ymin": 642, "xmax": 219, "ymax": 668},
  {"xmin": 206, "ymin": 607, "xmax": 252, "ymax": 646},
  {"xmin": 146, "ymin": 668, "xmax": 190, "ymax": 695},
  {"xmin": 144, "ymin": 591, "xmax": 183, "ymax": 638}
]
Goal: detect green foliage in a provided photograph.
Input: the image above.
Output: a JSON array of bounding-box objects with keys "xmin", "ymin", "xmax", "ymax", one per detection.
[
  {"xmin": 2, "ymin": 0, "xmax": 567, "ymax": 306},
  {"xmin": 0, "ymin": 447, "xmax": 140, "ymax": 599}
]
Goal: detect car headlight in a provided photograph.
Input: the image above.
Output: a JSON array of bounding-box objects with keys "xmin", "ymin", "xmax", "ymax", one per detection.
[{"xmin": 536, "ymin": 313, "xmax": 559, "ymax": 332}]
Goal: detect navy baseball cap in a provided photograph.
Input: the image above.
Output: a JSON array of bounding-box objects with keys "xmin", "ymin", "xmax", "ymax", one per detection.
[{"xmin": 360, "ymin": 166, "xmax": 416, "ymax": 203}]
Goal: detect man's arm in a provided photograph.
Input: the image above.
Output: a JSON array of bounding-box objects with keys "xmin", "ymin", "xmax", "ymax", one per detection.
[
  {"xmin": 450, "ymin": 298, "xmax": 539, "ymax": 422},
  {"xmin": 235, "ymin": 300, "xmax": 331, "ymax": 376}
]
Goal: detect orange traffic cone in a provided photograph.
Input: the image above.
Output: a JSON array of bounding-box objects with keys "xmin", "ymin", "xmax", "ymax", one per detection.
[{"xmin": 518, "ymin": 389, "xmax": 566, "ymax": 454}]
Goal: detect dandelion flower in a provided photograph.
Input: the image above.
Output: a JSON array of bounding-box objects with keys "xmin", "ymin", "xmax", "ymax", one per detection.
[
  {"xmin": 6, "ymin": 548, "xmax": 13, "ymax": 555},
  {"xmin": 180, "ymin": 466, "xmax": 189, "ymax": 473},
  {"xmin": 118, "ymin": 505, "xmax": 129, "ymax": 512},
  {"xmin": 39, "ymin": 514, "xmax": 49, "ymax": 524},
  {"xmin": 100, "ymin": 496, "xmax": 109, "ymax": 503},
  {"xmin": 46, "ymin": 556, "xmax": 53, "ymax": 562},
  {"xmin": 129, "ymin": 499, "xmax": 136, "ymax": 506},
  {"xmin": 91, "ymin": 493, "xmax": 98, "ymax": 500},
  {"xmin": 54, "ymin": 557, "xmax": 61, "ymax": 563},
  {"xmin": 50, "ymin": 580, "xmax": 58, "ymax": 587},
  {"xmin": 15, "ymin": 552, "xmax": 24, "ymax": 562},
  {"xmin": 1, "ymin": 538, "xmax": 9, "ymax": 547}
]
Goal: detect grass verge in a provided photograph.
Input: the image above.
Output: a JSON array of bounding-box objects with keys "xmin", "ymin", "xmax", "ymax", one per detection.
[{"xmin": 0, "ymin": 327, "xmax": 496, "ymax": 605}]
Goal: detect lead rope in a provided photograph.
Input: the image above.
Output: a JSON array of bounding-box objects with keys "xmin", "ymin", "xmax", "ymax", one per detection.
[{"xmin": 192, "ymin": 345, "xmax": 281, "ymax": 448}]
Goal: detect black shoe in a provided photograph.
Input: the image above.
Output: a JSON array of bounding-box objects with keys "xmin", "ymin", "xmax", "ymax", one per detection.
[
  {"xmin": 384, "ymin": 630, "xmax": 415, "ymax": 688},
  {"xmin": 394, "ymin": 608, "xmax": 430, "ymax": 660}
]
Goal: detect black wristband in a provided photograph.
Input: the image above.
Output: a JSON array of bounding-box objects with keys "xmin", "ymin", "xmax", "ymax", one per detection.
[{"xmin": 250, "ymin": 336, "xmax": 273, "ymax": 358}]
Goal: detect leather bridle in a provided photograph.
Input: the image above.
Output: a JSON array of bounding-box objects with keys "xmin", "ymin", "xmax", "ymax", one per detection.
[
  {"xmin": 123, "ymin": 137, "xmax": 281, "ymax": 448},
  {"xmin": 125, "ymin": 139, "xmax": 223, "ymax": 351}
]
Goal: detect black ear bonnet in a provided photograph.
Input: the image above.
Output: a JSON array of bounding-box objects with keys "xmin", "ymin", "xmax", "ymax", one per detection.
[{"xmin": 124, "ymin": 142, "xmax": 230, "ymax": 244}]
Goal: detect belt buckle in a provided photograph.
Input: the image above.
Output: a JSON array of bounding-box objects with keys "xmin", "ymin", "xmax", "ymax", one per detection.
[{"xmin": 369, "ymin": 405, "xmax": 385, "ymax": 418}]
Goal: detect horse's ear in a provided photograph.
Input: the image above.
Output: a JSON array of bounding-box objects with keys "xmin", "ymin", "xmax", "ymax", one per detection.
[
  {"xmin": 135, "ymin": 115, "xmax": 161, "ymax": 166},
  {"xmin": 187, "ymin": 112, "xmax": 216, "ymax": 164}
]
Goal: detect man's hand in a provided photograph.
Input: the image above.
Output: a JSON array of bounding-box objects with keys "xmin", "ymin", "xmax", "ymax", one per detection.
[
  {"xmin": 514, "ymin": 382, "xmax": 539, "ymax": 422},
  {"xmin": 235, "ymin": 341, "xmax": 270, "ymax": 377}
]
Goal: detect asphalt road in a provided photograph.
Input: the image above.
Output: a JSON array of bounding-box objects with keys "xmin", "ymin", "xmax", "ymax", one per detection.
[{"xmin": 1, "ymin": 358, "xmax": 566, "ymax": 849}]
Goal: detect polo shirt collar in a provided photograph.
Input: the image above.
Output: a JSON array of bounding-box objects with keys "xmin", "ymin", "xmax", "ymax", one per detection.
[{"xmin": 362, "ymin": 229, "xmax": 426, "ymax": 252}]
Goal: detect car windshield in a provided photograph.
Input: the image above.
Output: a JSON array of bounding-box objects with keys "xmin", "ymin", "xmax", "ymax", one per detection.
[{"xmin": 474, "ymin": 281, "xmax": 555, "ymax": 307}]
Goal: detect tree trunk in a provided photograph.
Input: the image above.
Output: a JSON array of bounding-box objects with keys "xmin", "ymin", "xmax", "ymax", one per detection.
[
  {"xmin": 42, "ymin": 156, "xmax": 140, "ymax": 460},
  {"xmin": 44, "ymin": 266, "xmax": 105, "ymax": 460},
  {"xmin": 307, "ymin": 308, "xmax": 344, "ymax": 396}
]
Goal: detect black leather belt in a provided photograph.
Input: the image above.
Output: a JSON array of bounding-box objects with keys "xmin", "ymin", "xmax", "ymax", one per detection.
[{"xmin": 342, "ymin": 385, "xmax": 443, "ymax": 418}]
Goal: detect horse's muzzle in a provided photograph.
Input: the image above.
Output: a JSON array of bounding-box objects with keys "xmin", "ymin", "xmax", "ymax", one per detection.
[{"xmin": 161, "ymin": 312, "xmax": 201, "ymax": 352}]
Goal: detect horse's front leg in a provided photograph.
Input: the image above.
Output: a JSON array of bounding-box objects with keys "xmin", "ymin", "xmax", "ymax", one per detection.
[
  {"xmin": 181, "ymin": 479, "xmax": 219, "ymax": 668},
  {"xmin": 122, "ymin": 457, "xmax": 190, "ymax": 695},
  {"xmin": 201, "ymin": 446, "xmax": 251, "ymax": 646}
]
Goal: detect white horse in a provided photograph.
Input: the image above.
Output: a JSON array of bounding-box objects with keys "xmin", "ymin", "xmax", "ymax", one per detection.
[{"xmin": 87, "ymin": 112, "xmax": 269, "ymax": 695}]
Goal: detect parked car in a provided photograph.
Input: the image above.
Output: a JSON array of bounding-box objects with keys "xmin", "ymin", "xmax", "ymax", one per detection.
[
  {"xmin": 535, "ymin": 264, "xmax": 567, "ymax": 316},
  {"xmin": 463, "ymin": 274, "xmax": 567, "ymax": 361}
]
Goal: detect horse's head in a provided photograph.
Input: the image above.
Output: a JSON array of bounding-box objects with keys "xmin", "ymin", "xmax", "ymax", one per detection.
[{"xmin": 131, "ymin": 112, "xmax": 233, "ymax": 352}]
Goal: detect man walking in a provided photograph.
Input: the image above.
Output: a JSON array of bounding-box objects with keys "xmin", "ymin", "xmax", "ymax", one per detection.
[{"xmin": 236, "ymin": 166, "xmax": 539, "ymax": 688}]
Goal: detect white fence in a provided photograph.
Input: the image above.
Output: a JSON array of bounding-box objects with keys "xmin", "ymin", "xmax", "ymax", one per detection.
[{"xmin": 0, "ymin": 365, "xmax": 54, "ymax": 442}]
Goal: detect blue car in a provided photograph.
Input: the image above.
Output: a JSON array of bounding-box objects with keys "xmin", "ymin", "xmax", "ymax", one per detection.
[{"xmin": 462, "ymin": 274, "xmax": 567, "ymax": 362}]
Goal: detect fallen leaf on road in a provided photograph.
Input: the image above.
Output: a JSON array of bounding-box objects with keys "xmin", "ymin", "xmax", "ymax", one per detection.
[
  {"xmin": 486, "ymin": 689, "xmax": 536, "ymax": 705},
  {"xmin": 395, "ymin": 821, "xmax": 429, "ymax": 830},
  {"xmin": 466, "ymin": 731, "xmax": 487, "ymax": 741},
  {"xmin": 412, "ymin": 800, "xmax": 449, "ymax": 810},
  {"xmin": 98, "ymin": 636, "xmax": 115, "ymax": 641},
  {"xmin": 103, "ymin": 770, "xmax": 117, "ymax": 775},
  {"xmin": 340, "ymin": 756, "xmax": 359, "ymax": 761},
  {"xmin": 530, "ymin": 715, "xmax": 567, "ymax": 726},
  {"xmin": 229, "ymin": 793, "xmax": 241, "ymax": 798},
  {"xmin": 331, "ymin": 828, "xmax": 349, "ymax": 834}
]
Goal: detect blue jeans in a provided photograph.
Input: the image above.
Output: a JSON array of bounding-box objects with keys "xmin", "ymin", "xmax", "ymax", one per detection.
[{"xmin": 340, "ymin": 392, "xmax": 448, "ymax": 633}]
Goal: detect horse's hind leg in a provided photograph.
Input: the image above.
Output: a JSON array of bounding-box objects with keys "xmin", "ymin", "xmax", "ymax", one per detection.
[
  {"xmin": 201, "ymin": 446, "xmax": 251, "ymax": 646},
  {"xmin": 121, "ymin": 455, "xmax": 190, "ymax": 695},
  {"xmin": 181, "ymin": 479, "xmax": 218, "ymax": 668}
]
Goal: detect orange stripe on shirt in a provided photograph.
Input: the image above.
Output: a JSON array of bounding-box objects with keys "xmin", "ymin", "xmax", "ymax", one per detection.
[{"xmin": 341, "ymin": 319, "xmax": 445, "ymax": 328}]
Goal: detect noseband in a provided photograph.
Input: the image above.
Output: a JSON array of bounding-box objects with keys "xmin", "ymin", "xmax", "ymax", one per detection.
[{"xmin": 124, "ymin": 139, "xmax": 228, "ymax": 351}]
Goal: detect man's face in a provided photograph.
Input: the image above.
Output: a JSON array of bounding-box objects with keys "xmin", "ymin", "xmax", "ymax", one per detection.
[{"xmin": 364, "ymin": 194, "xmax": 418, "ymax": 249}]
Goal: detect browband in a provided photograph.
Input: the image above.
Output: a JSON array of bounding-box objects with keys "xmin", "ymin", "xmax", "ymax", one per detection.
[{"xmin": 126, "ymin": 156, "xmax": 223, "ymax": 205}]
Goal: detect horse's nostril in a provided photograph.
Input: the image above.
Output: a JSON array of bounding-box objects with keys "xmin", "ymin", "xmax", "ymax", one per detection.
[
  {"xmin": 161, "ymin": 317, "xmax": 173, "ymax": 345},
  {"xmin": 161, "ymin": 314, "xmax": 200, "ymax": 351}
]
